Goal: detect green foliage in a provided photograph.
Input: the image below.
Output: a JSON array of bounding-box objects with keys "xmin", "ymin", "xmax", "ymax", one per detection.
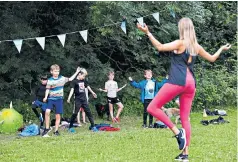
[{"xmin": 12, "ymin": 100, "xmax": 36, "ymax": 123}]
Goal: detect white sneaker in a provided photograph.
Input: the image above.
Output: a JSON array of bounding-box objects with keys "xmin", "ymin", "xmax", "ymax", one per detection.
[{"xmin": 42, "ymin": 134, "xmax": 50, "ymax": 138}]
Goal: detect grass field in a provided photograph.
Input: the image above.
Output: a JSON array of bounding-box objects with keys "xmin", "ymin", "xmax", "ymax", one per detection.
[{"xmin": 0, "ymin": 109, "xmax": 237, "ymax": 162}]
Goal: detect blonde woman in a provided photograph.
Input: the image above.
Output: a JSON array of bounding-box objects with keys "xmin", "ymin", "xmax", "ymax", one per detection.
[{"xmin": 137, "ymin": 18, "xmax": 231, "ymax": 161}]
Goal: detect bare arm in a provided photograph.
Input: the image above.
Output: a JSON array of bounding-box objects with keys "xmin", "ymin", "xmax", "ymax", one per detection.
[
  {"xmin": 99, "ymin": 88, "xmax": 107, "ymax": 93},
  {"xmin": 68, "ymin": 67, "xmax": 81, "ymax": 81},
  {"xmin": 117, "ymin": 84, "xmax": 127, "ymax": 92},
  {"xmin": 137, "ymin": 23, "xmax": 182, "ymax": 52},
  {"xmin": 67, "ymin": 88, "xmax": 74, "ymax": 103},
  {"xmin": 198, "ymin": 44, "xmax": 231, "ymax": 62},
  {"xmin": 87, "ymin": 86, "xmax": 97, "ymax": 98},
  {"xmin": 43, "ymin": 89, "xmax": 50, "ymax": 102},
  {"xmin": 99, "ymin": 81, "xmax": 108, "ymax": 92}
]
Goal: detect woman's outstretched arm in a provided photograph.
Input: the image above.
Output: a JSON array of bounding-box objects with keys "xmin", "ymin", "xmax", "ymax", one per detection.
[
  {"xmin": 198, "ymin": 44, "xmax": 231, "ymax": 62},
  {"xmin": 137, "ymin": 23, "xmax": 182, "ymax": 52}
]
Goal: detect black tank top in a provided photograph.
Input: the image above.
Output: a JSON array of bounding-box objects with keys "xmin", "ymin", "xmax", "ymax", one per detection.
[{"xmin": 167, "ymin": 51, "xmax": 196, "ymax": 86}]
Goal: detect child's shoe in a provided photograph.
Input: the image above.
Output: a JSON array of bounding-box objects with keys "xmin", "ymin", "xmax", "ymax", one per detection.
[
  {"xmin": 112, "ymin": 117, "xmax": 118, "ymax": 123},
  {"xmin": 68, "ymin": 128, "xmax": 76, "ymax": 133},
  {"xmin": 148, "ymin": 124, "xmax": 153, "ymax": 128},
  {"xmin": 91, "ymin": 126, "xmax": 98, "ymax": 132},
  {"xmin": 174, "ymin": 153, "xmax": 189, "ymax": 161},
  {"xmin": 42, "ymin": 128, "xmax": 51, "ymax": 137},
  {"xmin": 53, "ymin": 130, "xmax": 60, "ymax": 136},
  {"xmin": 142, "ymin": 124, "xmax": 147, "ymax": 128},
  {"xmin": 115, "ymin": 117, "xmax": 120, "ymax": 123},
  {"xmin": 182, "ymin": 155, "xmax": 189, "ymax": 162}
]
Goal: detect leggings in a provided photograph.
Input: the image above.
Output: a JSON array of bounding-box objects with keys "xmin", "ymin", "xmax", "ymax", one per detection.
[{"xmin": 147, "ymin": 70, "xmax": 195, "ymax": 146}]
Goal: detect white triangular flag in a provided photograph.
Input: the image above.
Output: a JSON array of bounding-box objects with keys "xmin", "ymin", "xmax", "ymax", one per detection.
[
  {"xmin": 152, "ymin": 12, "xmax": 160, "ymax": 24},
  {"xmin": 121, "ymin": 21, "xmax": 126, "ymax": 34},
  {"xmin": 57, "ymin": 34, "xmax": 66, "ymax": 47},
  {"xmin": 36, "ymin": 37, "xmax": 45, "ymax": 50},
  {"xmin": 137, "ymin": 17, "xmax": 144, "ymax": 26},
  {"xmin": 13, "ymin": 39, "xmax": 23, "ymax": 53},
  {"xmin": 79, "ymin": 30, "xmax": 88, "ymax": 43}
]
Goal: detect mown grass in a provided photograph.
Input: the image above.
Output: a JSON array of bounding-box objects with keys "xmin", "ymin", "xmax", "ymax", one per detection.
[{"xmin": 0, "ymin": 109, "xmax": 237, "ymax": 162}]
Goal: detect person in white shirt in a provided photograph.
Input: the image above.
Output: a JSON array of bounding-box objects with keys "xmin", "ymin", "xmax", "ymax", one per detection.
[{"xmin": 99, "ymin": 71, "xmax": 127, "ymax": 123}]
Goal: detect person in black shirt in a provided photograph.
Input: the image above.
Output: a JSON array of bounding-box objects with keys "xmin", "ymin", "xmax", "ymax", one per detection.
[
  {"xmin": 67, "ymin": 68, "xmax": 98, "ymax": 132},
  {"xmin": 32, "ymin": 75, "xmax": 48, "ymax": 128}
]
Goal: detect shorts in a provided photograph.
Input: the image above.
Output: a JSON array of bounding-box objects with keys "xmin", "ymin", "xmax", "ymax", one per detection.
[
  {"xmin": 47, "ymin": 99, "xmax": 63, "ymax": 114},
  {"xmin": 107, "ymin": 97, "xmax": 121, "ymax": 104},
  {"xmin": 32, "ymin": 100, "xmax": 47, "ymax": 111}
]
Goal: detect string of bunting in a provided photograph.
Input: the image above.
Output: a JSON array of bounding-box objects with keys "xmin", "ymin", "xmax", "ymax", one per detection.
[{"xmin": 0, "ymin": 10, "xmax": 175, "ymax": 53}]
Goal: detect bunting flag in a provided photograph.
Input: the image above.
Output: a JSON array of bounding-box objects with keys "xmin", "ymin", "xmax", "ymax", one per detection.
[
  {"xmin": 79, "ymin": 30, "xmax": 88, "ymax": 43},
  {"xmin": 13, "ymin": 39, "xmax": 23, "ymax": 53},
  {"xmin": 36, "ymin": 37, "xmax": 45, "ymax": 50},
  {"xmin": 137, "ymin": 17, "xmax": 144, "ymax": 27},
  {"xmin": 121, "ymin": 21, "xmax": 126, "ymax": 34},
  {"xmin": 57, "ymin": 34, "xmax": 66, "ymax": 47},
  {"xmin": 0, "ymin": 11, "xmax": 167, "ymax": 53},
  {"xmin": 152, "ymin": 12, "xmax": 160, "ymax": 24}
]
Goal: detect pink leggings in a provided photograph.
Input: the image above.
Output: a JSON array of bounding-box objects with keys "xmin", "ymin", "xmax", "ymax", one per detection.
[{"xmin": 147, "ymin": 70, "xmax": 196, "ymax": 146}]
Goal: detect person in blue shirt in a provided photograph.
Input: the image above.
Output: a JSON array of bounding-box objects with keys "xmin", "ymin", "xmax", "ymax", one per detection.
[{"xmin": 129, "ymin": 70, "xmax": 167, "ymax": 128}]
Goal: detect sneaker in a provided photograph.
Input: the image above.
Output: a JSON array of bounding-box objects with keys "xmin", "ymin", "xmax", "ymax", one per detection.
[
  {"xmin": 42, "ymin": 128, "xmax": 51, "ymax": 137},
  {"xmin": 174, "ymin": 153, "xmax": 183, "ymax": 161},
  {"xmin": 148, "ymin": 124, "xmax": 153, "ymax": 128},
  {"xmin": 175, "ymin": 154, "xmax": 189, "ymax": 161},
  {"xmin": 91, "ymin": 126, "xmax": 98, "ymax": 132},
  {"xmin": 182, "ymin": 155, "xmax": 189, "ymax": 162},
  {"xmin": 53, "ymin": 130, "xmax": 60, "ymax": 136},
  {"xmin": 39, "ymin": 113, "xmax": 44, "ymax": 123},
  {"xmin": 112, "ymin": 117, "xmax": 118, "ymax": 123},
  {"xmin": 115, "ymin": 117, "xmax": 120, "ymax": 123},
  {"xmin": 68, "ymin": 128, "xmax": 76, "ymax": 133},
  {"xmin": 42, "ymin": 134, "xmax": 50, "ymax": 138},
  {"xmin": 142, "ymin": 124, "xmax": 147, "ymax": 128},
  {"xmin": 174, "ymin": 128, "xmax": 186, "ymax": 150}
]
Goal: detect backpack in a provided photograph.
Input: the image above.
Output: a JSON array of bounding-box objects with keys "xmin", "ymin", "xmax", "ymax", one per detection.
[
  {"xmin": 154, "ymin": 121, "xmax": 168, "ymax": 128},
  {"xmin": 18, "ymin": 124, "xmax": 39, "ymax": 136},
  {"xmin": 214, "ymin": 109, "xmax": 227, "ymax": 116}
]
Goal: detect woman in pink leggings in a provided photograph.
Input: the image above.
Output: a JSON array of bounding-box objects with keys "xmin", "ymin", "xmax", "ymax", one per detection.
[{"xmin": 137, "ymin": 18, "xmax": 231, "ymax": 161}]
